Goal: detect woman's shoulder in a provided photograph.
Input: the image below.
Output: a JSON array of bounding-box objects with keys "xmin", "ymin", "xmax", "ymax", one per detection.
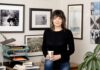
[
  {"xmin": 64, "ymin": 28, "xmax": 72, "ymax": 32},
  {"xmin": 64, "ymin": 28, "xmax": 73, "ymax": 35},
  {"xmin": 44, "ymin": 28, "xmax": 52, "ymax": 33}
]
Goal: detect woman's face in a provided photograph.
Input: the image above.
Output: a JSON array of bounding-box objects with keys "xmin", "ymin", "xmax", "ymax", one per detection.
[{"xmin": 53, "ymin": 16, "xmax": 62, "ymax": 27}]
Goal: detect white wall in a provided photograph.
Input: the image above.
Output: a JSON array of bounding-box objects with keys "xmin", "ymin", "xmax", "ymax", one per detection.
[
  {"xmin": 0, "ymin": 0, "xmax": 97, "ymax": 64},
  {"xmin": 60, "ymin": 0, "xmax": 97, "ymax": 64}
]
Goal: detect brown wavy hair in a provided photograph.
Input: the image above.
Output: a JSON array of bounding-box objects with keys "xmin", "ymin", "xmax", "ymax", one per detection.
[{"xmin": 50, "ymin": 10, "xmax": 66, "ymax": 30}]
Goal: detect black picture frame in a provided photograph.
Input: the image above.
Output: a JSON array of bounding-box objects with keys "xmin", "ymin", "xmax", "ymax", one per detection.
[
  {"xmin": 0, "ymin": 3, "xmax": 25, "ymax": 33},
  {"xmin": 67, "ymin": 4, "xmax": 83, "ymax": 39},
  {"xmin": 29, "ymin": 8, "xmax": 52, "ymax": 30}
]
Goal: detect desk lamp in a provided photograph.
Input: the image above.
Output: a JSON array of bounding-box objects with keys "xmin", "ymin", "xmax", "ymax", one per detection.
[
  {"xmin": 0, "ymin": 33, "xmax": 16, "ymax": 45},
  {"xmin": 0, "ymin": 33, "xmax": 16, "ymax": 66}
]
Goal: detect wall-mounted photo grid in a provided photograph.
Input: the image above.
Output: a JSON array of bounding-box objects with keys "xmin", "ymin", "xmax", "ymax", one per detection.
[{"xmin": 90, "ymin": 0, "xmax": 100, "ymax": 44}]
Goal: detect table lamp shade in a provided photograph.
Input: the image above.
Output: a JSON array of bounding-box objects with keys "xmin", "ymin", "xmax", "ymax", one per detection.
[
  {"xmin": 0, "ymin": 33, "xmax": 16, "ymax": 45},
  {"xmin": 0, "ymin": 38, "xmax": 16, "ymax": 45}
]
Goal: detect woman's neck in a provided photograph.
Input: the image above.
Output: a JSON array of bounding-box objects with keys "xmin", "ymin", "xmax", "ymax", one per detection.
[{"xmin": 54, "ymin": 27, "xmax": 62, "ymax": 31}]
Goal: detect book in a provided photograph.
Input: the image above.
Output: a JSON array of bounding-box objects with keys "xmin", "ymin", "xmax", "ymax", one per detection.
[
  {"xmin": 12, "ymin": 56, "xmax": 28, "ymax": 61},
  {"xmin": 23, "ymin": 61, "xmax": 32, "ymax": 66},
  {"xmin": 25, "ymin": 65, "xmax": 40, "ymax": 69}
]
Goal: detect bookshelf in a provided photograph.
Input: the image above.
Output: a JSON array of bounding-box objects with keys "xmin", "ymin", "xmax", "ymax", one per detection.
[{"xmin": 3, "ymin": 45, "xmax": 29, "ymax": 61}]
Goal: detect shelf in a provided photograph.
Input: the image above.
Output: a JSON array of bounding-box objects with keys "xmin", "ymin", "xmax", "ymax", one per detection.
[
  {"xmin": 9, "ymin": 52, "xmax": 27, "ymax": 57},
  {"xmin": 7, "ymin": 46, "xmax": 29, "ymax": 52},
  {"xmin": 3, "ymin": 45, "xmax": 29, "ymax": 61}
]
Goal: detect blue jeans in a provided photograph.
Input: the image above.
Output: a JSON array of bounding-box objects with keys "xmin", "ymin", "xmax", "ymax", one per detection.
[{"xmin": 44, "ymin": 59, "xmax": 70, "ymax": 70}]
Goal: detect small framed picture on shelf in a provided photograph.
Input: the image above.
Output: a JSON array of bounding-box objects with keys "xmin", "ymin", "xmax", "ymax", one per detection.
[
  {"xmin": 24, "ymin": 35, "xmax": 43, "ymax": 56},
  {"xmin": 0, "ymin": 3, "xmax": 25, "ymax": 33},
  {"xmin": 29, "ymin": 8, "xmax": 52, "ymax": 30}
]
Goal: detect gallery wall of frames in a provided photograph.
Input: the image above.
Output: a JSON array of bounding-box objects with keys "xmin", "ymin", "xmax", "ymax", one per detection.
[
  {"xmin": 0, "ymin": 3, "xmax": 52, "ymax": 56},
  {"xmin": 0, "ymin": 2, "xmax": 84, "ymax": 56},
  {"xmin": 0, "ymin": 3, "xmax": 52, "ymax": 33}
]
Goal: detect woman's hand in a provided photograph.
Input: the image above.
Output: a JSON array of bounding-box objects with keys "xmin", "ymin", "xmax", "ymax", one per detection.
[
  {"xmin": 50, "ymin": 54, "xmax": 61, "ymax": 61},
  {"xmin": 45, "ymin": 54, "xmax": 50, "ymax": 59},
  {"xmin": 46, "ymin": 54, "xmax": 61, "ymax": 61}
]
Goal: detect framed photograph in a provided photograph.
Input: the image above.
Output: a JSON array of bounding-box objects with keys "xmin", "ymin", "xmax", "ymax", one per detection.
[
  {"xmin": 90, "ymin": 1, "xmax": 100, "ymax": 44},
  {"xmin": 29, "ymin": 8, "xmax": 52, "ymax": 30},
  {"xmin": 0, "ymin": 3, "xmax": 25, "ymax": 33},
  {"xmin": 24, "ymin": 35, "xmax": 43, "ymax": 56},
  {"xmin": 67, "ymin": 4, "xmax": 83, "ymax": 39}
]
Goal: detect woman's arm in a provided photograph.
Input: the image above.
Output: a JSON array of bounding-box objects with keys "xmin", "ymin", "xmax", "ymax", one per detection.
[
  {"xmin": 60, "ymin": 30, "xmax": 75, "ymax": 60},
  {"xmin": 67, "ymin": 30, "xmax": 75, "ymax": 55},
  {"xmin": 42, "ymin": 30, "xmax": 48, "ymax": 57}
]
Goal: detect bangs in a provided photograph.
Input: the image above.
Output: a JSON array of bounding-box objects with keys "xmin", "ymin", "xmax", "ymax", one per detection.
[{"xmin": 52, "ymin": 11, "xmax": 64, "ymax": 19}]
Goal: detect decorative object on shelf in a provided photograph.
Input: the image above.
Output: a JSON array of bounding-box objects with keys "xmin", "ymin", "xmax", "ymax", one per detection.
[
  {"xmin": 0, "ymin": 3, "xmax": 25, "ymax": 33},
  {"xmin": 67, "ymin": 4, "xmax": 83, "ymax": 39},
  {"xmin": 29, "ymin": 8, "xmax": 52, "ymax": 30},
  {"xmin": 78, "ymin": 44, "xmax": 100, "ymax": 70},
  {"xmin": 24, "ymin": 35, "xmax": 43, "ymax": 56}
]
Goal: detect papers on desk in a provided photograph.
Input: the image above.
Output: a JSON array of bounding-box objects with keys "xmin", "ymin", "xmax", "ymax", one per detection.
[
  {"xmin": 13, "ymin": 64, "xmax": 25, "ymax": 70},
  {"xmin": 13, "ymin": 64, "xmax": 40, "ymax": 70},
  {"xmin": 23, "ymin": 61, "xmax": 40, "ymax": 69},
  {"xmin": 25, "ymin": 65, "xmax": 40, "ymax": 69},
  {"xmin": 23, "ymin": 61, "xmax": 33, "ymax": 66}
]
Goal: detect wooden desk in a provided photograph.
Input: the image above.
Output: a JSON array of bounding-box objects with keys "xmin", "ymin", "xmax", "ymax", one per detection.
[
  {"xmin": 70, "ymin": 63, "xmax": 78, "ymax": 70},
  {"xmin": 4, "ymin": 62, "xmax": 78, "ymax": 70}
]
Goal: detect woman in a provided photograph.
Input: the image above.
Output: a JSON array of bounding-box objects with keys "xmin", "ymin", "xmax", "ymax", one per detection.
[{"xmin": 42, "ymin": 10, "xmax": 75, "ymax": 70}]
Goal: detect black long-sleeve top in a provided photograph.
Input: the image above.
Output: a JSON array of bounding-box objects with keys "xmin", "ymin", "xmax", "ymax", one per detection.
[{"xmin": 42, "ymin": 28, "xmax": 75, "ymax": 63}]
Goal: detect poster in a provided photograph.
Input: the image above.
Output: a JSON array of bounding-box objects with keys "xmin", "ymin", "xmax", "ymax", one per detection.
[{"xmin": 90, "ymin": 0, "xmax": 100, "ymax": 44}]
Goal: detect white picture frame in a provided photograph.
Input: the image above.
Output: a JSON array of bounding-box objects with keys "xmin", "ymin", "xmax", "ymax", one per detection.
[
  {"xmin": 68, "ymin": 4, "xmax": 83, "ymax": 39},
  {"xmin": 0, "ymin": 3, "xmax": 25, "ymax": 33},
  {"xmin": 24, "ymin": 35, "xmax": 43, "ymax": 56}
]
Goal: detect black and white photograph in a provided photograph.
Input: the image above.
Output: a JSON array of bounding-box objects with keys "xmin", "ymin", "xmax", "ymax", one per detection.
[
  {"xmin": 0, "ymin": 10, "xmax": 19, "ymax": 26},
  {"xmin": 36, "ymin": 15, "xmax": 47, "ymax": 25},
  {"xmin": 0, "ymin": 3, "xmax": 25, "ymax": 32},
  {"xmin": 24, "ymin": 35, "xmax": 43, "ymax": 56},
  {"xmin": 90, "ymin": 1, "xmax": 100, "ymax": 44},
  {"xmin": 29, "ymin": 8, "xmax": 52, "ymax": 30}
]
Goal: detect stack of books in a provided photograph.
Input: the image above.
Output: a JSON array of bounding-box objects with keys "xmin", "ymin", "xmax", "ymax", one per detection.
[
  {"xmin": 23, "ymin": 61, "xmax": 40, "ymax": 70},
  {"xmin": 23, "ymin": 61, "xmax": 33, "ymax": 66}
]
